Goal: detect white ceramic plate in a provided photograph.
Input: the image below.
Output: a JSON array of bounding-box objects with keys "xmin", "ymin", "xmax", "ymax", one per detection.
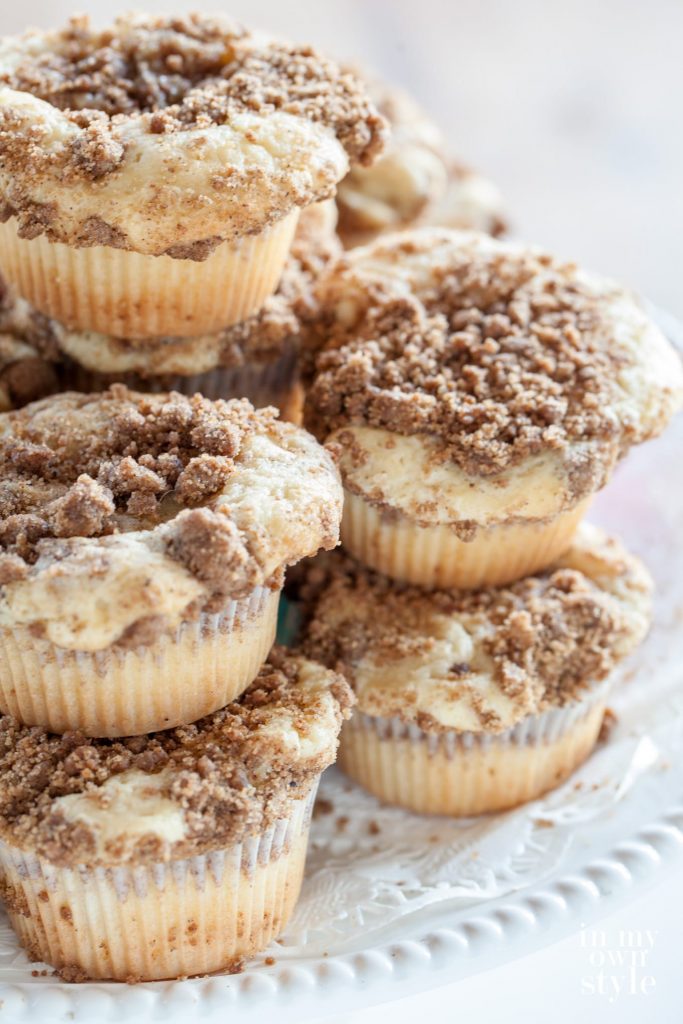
[{"xmin": 0, "ymin": 312, "xmax": 682, "ymax": 1024}]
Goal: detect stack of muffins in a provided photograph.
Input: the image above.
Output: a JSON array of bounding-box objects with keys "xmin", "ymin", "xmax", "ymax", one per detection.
[
  {"xmin": 0, "ymin": 13, "xmax": 385, "ymax": 421},
  {"xmin": 0, "ymin": 8, "xmax": 680, "ymax": 991},
  {"xmin": 297, "ymin": 227, "xmax": 683, "ymax": 815},
  {"xmin": 0, "ymin": 13, "xmax": 391, "ymax": 981}
]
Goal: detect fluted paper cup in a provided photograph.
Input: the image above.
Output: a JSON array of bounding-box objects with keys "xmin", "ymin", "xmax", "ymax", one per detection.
[
  {"xmin": 0, "ymin": 586, "xmax": 280, "ymax": 737},
  {"xmin": 338, "ymin": 680, "xmax": 611, "ymax": 816},
  {"xmin": 0, "ymin": 211, "xmax": 299, "ymax": 339},
  {"xmin": 341, "ymin": 490, "xmax": 591, "ymax": 589},
  {"xmin": 0, "ymin": 788, "xmax": 316, "ymax": 981}
]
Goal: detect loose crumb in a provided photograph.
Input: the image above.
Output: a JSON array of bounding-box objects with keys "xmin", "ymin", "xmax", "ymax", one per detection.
[{"xmin": 597, "ymin": 707, "xmax": 618, "ymax": 744}]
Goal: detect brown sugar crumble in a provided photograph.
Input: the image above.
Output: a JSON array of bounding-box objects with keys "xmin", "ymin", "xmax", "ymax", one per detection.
[
  {"xmin": 298, "ymin": 542, "xmax": 650, "ymax": 731},
  {"xmin": 0, "ymin": 387, "xmax": 275, "ymax": 580},
  {"xmin": 0, "ymin": 278, "xmax": 61, "ymax": 363},
  {"xmin": 0, "ymin": 13, "xmax": 386, "ymax": 180},
  {"xmin": 0, "ymin": 648, "xmax": 353, "ymax": 867},
  {"xmin": 597, "ymin": 707, "xmax": 618, "ymax": 744},
  {"xmin": 0, "ymin": 14, "xmax": 387, "ymax": 253},
  {"xmin": 0, "ymin": 277, "xmax": 60, "ymax": 408},
  {"xmin": 312, "ymin": 797, "xmax": 334, "ymax": 818},
  {"xmin": 306, "ymin": 233, "xmax": 672, "ymax": 477}
]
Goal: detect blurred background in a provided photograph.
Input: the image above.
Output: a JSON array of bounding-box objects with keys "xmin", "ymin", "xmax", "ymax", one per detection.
[{"xmin": 3, "ymin": 0, "xmax": 682, "ymax": 315}]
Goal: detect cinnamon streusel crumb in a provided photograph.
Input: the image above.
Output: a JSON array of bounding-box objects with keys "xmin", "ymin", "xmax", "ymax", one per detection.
[
  {"xmin": 0, "ymin": 13, "xmax": 386, "ymax": 174},
  {"xmin": 0, "ymin": 649, "xmax": 353, "ymax": 865},
  {"xmin": 0, "ymin": 15, "xmax": 387, "ymax": 252},
  {"xmin": 0, "ymin": 387, "xmax": 268, "ymax": 568},
  {"xmin": 298, "ymin": 530, "xmax": 651, "ymax": 732},
  {"xmin": 306, "ymin": 231, "xmax": 682, "ymax": 476}
]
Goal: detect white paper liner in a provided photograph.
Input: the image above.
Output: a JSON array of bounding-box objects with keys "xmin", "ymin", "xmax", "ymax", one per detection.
[
  {"xmin": 341, "ymin": 489, "xmax": 589, "ymax": 587},
  {"xmin": 347, "ymin": 678, "xmax": 612, "ymax": 751},
  {"xmin": 0, "ymin": 787, "xmax": 317, "ymax": 980},
  {"xmin": 338, "ymin": 682, "xmax": 610, "ymax": 815},
  {"xmin": 0, "ymin": 585, "xmax": 279, "ymax": 736},
  {"xmin": 0, "ymin": 211, "xmax": 300, "ymax": 338}
]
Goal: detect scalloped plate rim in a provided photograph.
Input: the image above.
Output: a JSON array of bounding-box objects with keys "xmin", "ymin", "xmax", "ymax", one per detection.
[{"xmin": 2, "ymin": 791, "xmax": 682, "ymax": 1023}]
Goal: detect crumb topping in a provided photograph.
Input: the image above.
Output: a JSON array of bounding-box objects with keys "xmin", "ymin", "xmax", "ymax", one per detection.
[
  {"xmin": 0, "ymin": 276, "xmax": 59, "ymax": 409},
  {"xmin": 0, "ymin": 14, "xmax": 385, "ymax": 170},
  {"xmin": 298, "ymin": 527, "xmax": 652, "ymax": 732},
  {"xmin": 0, "ymin": 649, "xmax": 354, "ymax": 865},
  {"xmin": 0, "ymin": 387, "xmax": 251, "ymax": 563},
  {"xmin": 0, "ymin": 341, "xmax": 57, "ymax": 412},
  {"xmin": 0, "ymin": 16, "xmax": 386, "ymax": 253},
  {"xmin": 0, "ymin": 387, "xmax": 341, "ymax": 616},
  {"xmin": 0, "ymin": 276, "xmax": 59, "ymax": 360},
  {"xmin": 306, "ymin": 231, "xmax": 682, "ymax": 476}
]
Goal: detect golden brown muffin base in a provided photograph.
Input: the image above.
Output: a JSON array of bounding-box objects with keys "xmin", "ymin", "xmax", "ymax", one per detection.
[
  {"xmin": 0, "ymin": 789, "xmax": 314, "ymax": 981},
  {"xmin": 0, "ymin": 212, "xmax": 299, "ymax": 339},
  {"xmin": 341, "ymin": 489, "xmax": 591, "ymax": 588},
  {"xmin": 338, "ymin": 697, "xmax": 607, "ymax": 816},
  {"xmin": 0, "ymin": 587, "xmax": 279, "ymax": 737}
]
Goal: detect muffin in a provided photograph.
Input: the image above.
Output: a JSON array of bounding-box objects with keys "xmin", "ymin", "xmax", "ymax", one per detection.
[
  {"xmin": 336, "ymin": 80, "xmax": 506, "ymax": 247},
  {"xmin": 0, "ymin": 14, "xmax": 386, "ymax": 337},
  {"xmin": 0, "ymin": 203, "xmax": 341, "ymax": 424},
  {"xmin": 0, "ymin": 650, "xmax": 354, "ymax": 981},
  {"xmin": 306, "ymin": 229, "xmax": 683, "ymax": 588},
  {"xmin": 299, "ymin": 525, "xmax": 652, "ymax": 815},
  {"xmin": 0, "ymin": 387, "xmax": 342, "ymax": 736}
]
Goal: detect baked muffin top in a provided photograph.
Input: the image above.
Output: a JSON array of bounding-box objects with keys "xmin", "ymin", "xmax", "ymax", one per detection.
[
  {"xmin": 0, "ymin": 649, "xmax": 354, "ymax": 867},
  {"xmin": 337, "ymin": 79, "xmax": 505, "ymax": 246},
  {"xmin": 306, "ymin": 230, "xmax": 683, "ymax": 508},
  {"xmin": 0, "ymin": 387, "xmax": 342, "ymax": 650},
  {"xmin": 298, "ymin": 524, "xmax": 652, "ymax": 733},
  {"xmin": 0, "ymin": 14, "xmax": 387, "ymax": 255}
]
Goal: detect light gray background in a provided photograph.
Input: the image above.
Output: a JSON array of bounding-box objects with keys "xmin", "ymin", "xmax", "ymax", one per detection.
[{"xmin": 2, "ymin": 0, "xmax": 681, "ymax": 315}]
